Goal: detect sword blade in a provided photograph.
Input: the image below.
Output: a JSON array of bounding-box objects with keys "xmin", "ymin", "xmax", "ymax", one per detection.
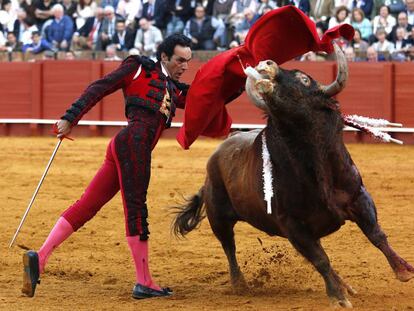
[{"xmin": 9, "ymin": 139, "xmax": 63, "ymax": 248}]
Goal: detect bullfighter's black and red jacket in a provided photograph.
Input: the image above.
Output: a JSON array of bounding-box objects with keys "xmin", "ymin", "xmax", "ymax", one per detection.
[{"xmin": 62, "ymin": 55, "xmax": 189, "ymax": 146}]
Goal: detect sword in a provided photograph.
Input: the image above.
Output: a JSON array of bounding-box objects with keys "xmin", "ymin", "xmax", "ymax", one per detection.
[{"xmin": 9, "ymin": 124, "xmax": 72, "ymax": 248}]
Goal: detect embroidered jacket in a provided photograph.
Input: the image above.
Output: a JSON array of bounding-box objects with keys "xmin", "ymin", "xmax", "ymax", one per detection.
[{"xmin": 62, "ymin": 55, "xmax": 189, "ymax": 129}]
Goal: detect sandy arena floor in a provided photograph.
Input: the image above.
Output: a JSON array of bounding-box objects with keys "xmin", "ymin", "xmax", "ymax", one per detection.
[{"xmin": 0, "ymin": 137, "xmax": 413, "ymax": 311}]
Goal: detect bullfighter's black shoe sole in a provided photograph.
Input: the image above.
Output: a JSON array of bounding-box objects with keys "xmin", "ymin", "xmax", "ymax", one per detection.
[
  {"xmin": 132, "ymin": 284, "xmax": 173, "ymax": 299},
  {"xmin": 22, "ymin": 251, "xmax": 40, "ymax": 297}
]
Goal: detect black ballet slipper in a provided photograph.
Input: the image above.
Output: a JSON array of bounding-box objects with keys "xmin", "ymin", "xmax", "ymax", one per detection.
[
  {"xmin": 22, "ymin": 251, "xmax": 40, "ymax": 297},
  {"xmin": 132, "ymin": 283, "xmax": 172, "ymax": 299}
]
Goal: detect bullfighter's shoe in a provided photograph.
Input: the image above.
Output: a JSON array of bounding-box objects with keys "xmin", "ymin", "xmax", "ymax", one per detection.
[
  {"xmin": 132, "ymin": 284, "xmax": 173, "ymax": 299},
  {"xmin": 22, "ymin": 251, "xmax": 40, "ymax": 297}
]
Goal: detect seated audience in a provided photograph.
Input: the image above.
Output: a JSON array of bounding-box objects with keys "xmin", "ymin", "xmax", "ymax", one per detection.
[{"xmin": 184, "ymin": 4, "xmax": 225, "ymax": 50}]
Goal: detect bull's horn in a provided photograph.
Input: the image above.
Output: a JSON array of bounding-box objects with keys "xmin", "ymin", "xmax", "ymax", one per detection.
[{"xmin": 321, "ymin": 41, "xmax": 348, "ymax": 97}]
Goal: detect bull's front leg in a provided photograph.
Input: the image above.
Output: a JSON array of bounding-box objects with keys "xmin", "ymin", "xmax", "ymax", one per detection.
[
  {"xmin": 351, "ymin": 186, "xmax": 414, "ymax": 282},
  {"xmin": 286, "ymin": 219, "xmax": 355, "ymax": 308}
]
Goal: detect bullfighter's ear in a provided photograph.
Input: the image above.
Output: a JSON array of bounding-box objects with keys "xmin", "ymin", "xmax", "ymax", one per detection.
[{"xmin": 255, "ymin": 79, "xmax": 274, "ymax": 96}]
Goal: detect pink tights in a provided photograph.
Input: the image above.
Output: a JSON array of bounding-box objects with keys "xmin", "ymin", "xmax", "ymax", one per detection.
[{"xmin": 37, "ymin": 138, "xmax": 160, "ymax": 289}]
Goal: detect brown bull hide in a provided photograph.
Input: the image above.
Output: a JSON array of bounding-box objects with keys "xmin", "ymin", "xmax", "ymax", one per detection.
[{"xmin": 173, "ymin": 50, "xmax": 414, "ymax": 308}]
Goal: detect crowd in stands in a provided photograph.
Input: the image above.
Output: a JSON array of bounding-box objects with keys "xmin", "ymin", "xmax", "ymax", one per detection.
[{"xmin": 0, "ymin": 0, "xmax": 413, "ymax": 61}]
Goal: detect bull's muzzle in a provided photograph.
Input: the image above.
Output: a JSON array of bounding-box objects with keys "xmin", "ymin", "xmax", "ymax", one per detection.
[{"xmin": 244, "ymin": 60, "xmax": 279, "ymax": 111}]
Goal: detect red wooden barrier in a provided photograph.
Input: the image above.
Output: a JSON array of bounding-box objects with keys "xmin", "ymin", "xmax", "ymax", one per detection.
[{"xmin": 1, "ymin": 60, "xmax": 414, "ymax": 140}]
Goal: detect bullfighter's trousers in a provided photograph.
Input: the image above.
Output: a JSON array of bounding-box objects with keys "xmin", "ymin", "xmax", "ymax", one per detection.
[{"xmin": 62, "ymin": 109, "xmax": 161, "ymax": 240}]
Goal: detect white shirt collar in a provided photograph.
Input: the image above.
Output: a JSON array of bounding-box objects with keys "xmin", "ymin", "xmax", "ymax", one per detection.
[{"xmin": 160, "ymin": 62, "xmax": 170, "ymax": 77}]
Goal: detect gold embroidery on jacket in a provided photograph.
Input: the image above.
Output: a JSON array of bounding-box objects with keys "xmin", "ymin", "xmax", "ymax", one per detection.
[{"xmin": 159, "ymin": 88, "xmax": 171, "ymax": 117}]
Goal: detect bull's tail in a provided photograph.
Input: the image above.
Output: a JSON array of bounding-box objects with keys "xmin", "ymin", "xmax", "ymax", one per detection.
[{"xmin": 172, "ymin": 186, "xmax": 206, "ymax": 237}]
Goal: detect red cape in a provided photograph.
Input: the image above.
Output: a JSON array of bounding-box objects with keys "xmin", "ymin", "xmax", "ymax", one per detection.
[{"xmin": 177, "ymin": 5, "xmax": 354, "ymax": 149}]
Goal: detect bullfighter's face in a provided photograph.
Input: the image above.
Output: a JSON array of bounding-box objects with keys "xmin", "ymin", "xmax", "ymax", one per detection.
[{"xmin": 162, "ymin": 45, "xmax": 192, "ymax": 81}]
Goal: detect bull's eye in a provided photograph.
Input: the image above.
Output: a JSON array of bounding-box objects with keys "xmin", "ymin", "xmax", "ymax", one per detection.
[{"xmin": 297, "ymin": 74, "xmax": 311, "ymax": 86}]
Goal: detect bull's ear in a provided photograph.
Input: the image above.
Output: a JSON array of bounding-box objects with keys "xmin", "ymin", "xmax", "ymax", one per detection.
[{"xmin": 255, "ymin": 79, "xmax": 274, "ymax": 96}]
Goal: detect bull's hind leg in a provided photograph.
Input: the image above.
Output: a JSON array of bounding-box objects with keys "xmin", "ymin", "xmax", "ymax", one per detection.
[
  {"xmin": 351, "ymin": 187, "xmax": 414, "ymax": 282},
  {"xmin": 205, "ymin": 187, "xmax": 247, "ymax": 293},
  {"xmin": 287, "ymin": 220, "xmax": 353, "ymax": 308}
]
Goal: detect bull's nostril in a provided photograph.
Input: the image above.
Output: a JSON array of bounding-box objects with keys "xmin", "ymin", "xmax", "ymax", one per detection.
[{"xmin": 266, "ymin": 61, "xmax": 273, "ymax": 66}]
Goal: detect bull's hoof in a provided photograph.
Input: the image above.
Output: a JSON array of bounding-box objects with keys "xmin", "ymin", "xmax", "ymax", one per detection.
[
  {"xmin": 396, "ymin": 269, "xmax": 414, "ymax": 282},
  {"xmin": 330, "ymin": 297, "xmax": 353, "ymax": 308},
  {"xmin": 340, "ymin": 282, "xmax": 357, "ymax": 297},
  {"xmin": 231, "ymin": 275, "xmax": 249, "ymax": 294}
]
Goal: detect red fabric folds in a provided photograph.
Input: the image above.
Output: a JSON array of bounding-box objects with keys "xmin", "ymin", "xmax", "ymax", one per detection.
[{"xmin": 177, "ymin": 5, "xmax": 354, "ymax": 149}]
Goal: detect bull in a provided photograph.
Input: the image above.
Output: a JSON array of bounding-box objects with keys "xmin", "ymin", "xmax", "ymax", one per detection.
[{"xmin": 172, "ymin": 43, "xmax": 414, "ymax": 307}]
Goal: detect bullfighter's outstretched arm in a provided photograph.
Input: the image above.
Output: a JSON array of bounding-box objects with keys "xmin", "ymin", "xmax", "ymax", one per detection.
[{"xmin": 61, "ymin": 56, "xmax": 154, "ymax": 126}]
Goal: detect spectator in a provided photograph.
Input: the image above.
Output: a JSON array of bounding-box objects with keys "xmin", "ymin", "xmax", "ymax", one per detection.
[
  {"xmin": 261, "ymin": 4, "xmax": 274, "ymax": 15},
  {"xmin": 22, "ymin": 30, "xmax": 55, "ymax": 53},
  {"xmin": 20, "ymin": 0, "xmax": 37, "ymax": 21},
  {"xmin": 372, "ymin": 5, "xmax": 396, "ymax": 35},
  {"xmin": 282, "ymin": 0, "xmax": 310, "ymax": 16},
  {"xmin": 75, "ymin": 0, "xmax": 97, "ymax": 30},
  {"xmin": 391, "ymin": 27, "xmax": 410, "ymax": 60},
  {"xmin": 3, "ymin": 31, "xmax": 23, "ymax": 51},
  {"xmin": 34, "ymin": 0, "xmax": 56, "ymax": 29},
  {"xmin": 0, "ymin": 0, "xmax": 16, "ymax": 32},
  {"xmin": 139, "ymin": 0, "xmax": 169, "ymax": 31},
  {"xmin": 309, "ymin": 0, "xmax": 335, "ymax": 24},
  {"xmin": 384, "ymin": 0, "xmax": 406, "ymax": 16},
  {"xmin": 316, "ymin": 24, "xmax": 324, "ymax": 37},
  {"xmin": 228, "ymin": 0, "xmax": 257, "ymax": 30},
  {"xmin": 165, "ymin": 0, "xmax": 192, "ymax": 37},
  {"xmin": 104, "ymin": 43, "xmax": 122, "ymax": 60},
  {"xmin": 0, "ymin": 31, "xmax": 6, "ymax": 50},
  {"xmin": 62, "ymin": 0, "xmax": 77, "ymax": 25},
  {"xmin": 350, "ymin": 7, "xmax": 372, "ymax": 40},
  {"xmin": 257, "ymin": 0, "xmax": 277, "ymax": 15},
  {"xmin": 351, "ymin": 28, "xmax": 369, "ymax": 53},
  {"xmin": 328, "ymin": 5, "xmax": 350, "ymax": 28},
  {"xmin": 372, "ymin": 27, "xmax": 394, "ymax": 58},
  {"xmin": 13, "ymin": 10, "xmax": 27, "ymax": 42},
  {"xmin": 366, "ymin": 45, "xmax": 378, "ymax": 61},
  {"xmin": 233, "ymin": 8, "xmax": 259, "ymax": 44},
  {"xmin": 97, "ymin": 5, "xmax": 117, "ymax": 50},
  {"xmin": 407, "ymin": 0, "xmax": 414, "ymax": 26},
  {"xmin": 72, "ymin": 7, "xmax": 104, "ymax": 50},
  {"xmin": 212, "ymin": 0, "xmax": 235, "ymax": 48},
  {"xmin": 333, "ymin": 0, "xmax": 352, "ymax": 9},
  {"xmin": 344, "ymin": 46, "xmax": 356, "ymax": 61},
  {"xmin": 112, "ymin": 19, "xmax": 135, "ymax": 51},
  {"xmin": 116, "ymin": 0, "xmax": 142, "ymax": 26},
  {"xmin": 184, "ymin": 4, "xmax": 224, "ymax": 50},
  {"xmin": 133, "ymin": 17, "xmax": 162, "ymax": 58},
  {"xmin": 19, "ymin": 17, "xmax": 39, "ymax": 45},
  {"xmin": 349, "ymin": 0, "xmax": 373, "ymax": 18},
  {"xmin": 406, "ymin": 27, "xmax": 414, "ymax": 45},
  {"xmin": 388, "ymin": 12, "xmax": 413, "ymax": 42},
  {"xmin": 64, "ymin": 50, "xmax": 76, "ymax": 59},
  {"xmin": 45, "ymin": 4, "xmax": 74, "ymax": 51},
  {"xmin": 100, "ymin": 0, "xmax": 119, "ymax": 9},
  {"xmin": 213, "ymin": 0, "xmax": 235, "ymax": 21}
]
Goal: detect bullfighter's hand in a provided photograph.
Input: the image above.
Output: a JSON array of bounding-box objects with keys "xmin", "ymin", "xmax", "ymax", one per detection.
[{"xmin": 56, "ymin": 119, "xmax": 72, "ymax": 138}]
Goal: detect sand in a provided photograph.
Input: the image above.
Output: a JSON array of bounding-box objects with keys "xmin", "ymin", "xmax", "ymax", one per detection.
[{"xmin": 0, "ymin": 137, "xmax": 413, "ymax": 311}]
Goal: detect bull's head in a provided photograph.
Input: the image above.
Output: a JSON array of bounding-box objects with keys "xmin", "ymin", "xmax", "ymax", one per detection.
[{"xmin": 245, "ymin": 42, "xmax": 348, "ymax": 115}]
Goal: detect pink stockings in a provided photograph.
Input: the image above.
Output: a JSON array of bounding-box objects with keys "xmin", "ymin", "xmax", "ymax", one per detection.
[{"xmin": 37, "ymin": 138, "xmax": 159, "ymax": 289}]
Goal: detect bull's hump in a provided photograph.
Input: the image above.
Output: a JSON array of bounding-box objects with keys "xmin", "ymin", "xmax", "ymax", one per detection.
[{"xmin": 219, "ymin": 129, "xmax": 261, "ymax": 152}]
